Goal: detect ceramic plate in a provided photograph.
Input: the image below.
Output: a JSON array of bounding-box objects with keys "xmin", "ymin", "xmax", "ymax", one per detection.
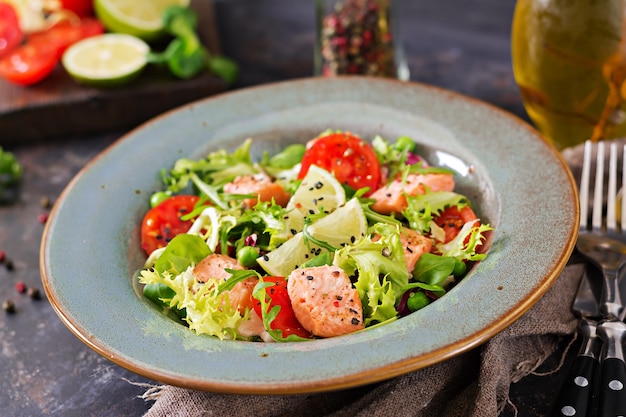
[{"xmin": 40, "ymin": 77, "xmax": 578, "ymax": 394}]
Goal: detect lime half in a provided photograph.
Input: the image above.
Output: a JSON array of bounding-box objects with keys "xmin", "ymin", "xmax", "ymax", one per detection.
[
  {"xmin": 62, "ymin": 34, "xmax": 150, "ymax": 88},
  {"xmin": 94, "ymin": 0, "xmax": 190, "ymax": 42}
]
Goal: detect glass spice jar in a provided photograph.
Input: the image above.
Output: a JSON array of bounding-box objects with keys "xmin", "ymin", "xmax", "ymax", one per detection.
[{"xmin": 315, "ymin": 0, "xmax": 406, "ymax": 79}]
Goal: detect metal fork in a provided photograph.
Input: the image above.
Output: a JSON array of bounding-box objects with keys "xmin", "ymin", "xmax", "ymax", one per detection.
[
  {"xmin": 576, "ymin": 140, "xmax": 626, "ymax": 417},
  {"xmin": 578, "ymin": 141, "xmax": 626, "ymax": 319}
]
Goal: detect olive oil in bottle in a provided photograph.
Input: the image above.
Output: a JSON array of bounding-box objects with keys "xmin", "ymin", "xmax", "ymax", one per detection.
[{"xmin": 511, "ymin": 0, "xmax": 626, "ymax": 150}]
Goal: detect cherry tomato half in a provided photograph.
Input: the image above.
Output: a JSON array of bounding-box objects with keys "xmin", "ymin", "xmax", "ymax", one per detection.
[
  {"xmin": 298, "ymin": 132, "xmax": 381, "ymax": 196},
  {"xmin": 252, "ymin": 276, "xmax": 311, "ymax": 339},
  {"xmin": 0, "ymin": 45, "xmax": 58, "ymax": 86},
  {"xmin": 0, "ymin": 18, "xmax": 104, "ymax": 86},
  {"xmin": 433, "ymin": 205, "xmax": 478, "ymax": 243},
  {"xmin": 0, "ymin": 2, "xmax": 23, "ymax": 59},
  {"xmin": 59, "ymin": 0, "xmax": 94, "ymax": 17},
  {"xmin": 140, "ymin": 195, "xmax": 201, "ymax": 255},
  {"xmin": 28, "ymin": 18, "xmax": 104, "ymax": 59}
]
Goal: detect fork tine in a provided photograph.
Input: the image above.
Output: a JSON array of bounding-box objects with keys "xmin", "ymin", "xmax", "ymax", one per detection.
[
  {"xmin": 592, "ymin": 141, "xmax": 605, "ymax": 231},
  {"xmin": 580, "ymin": 140, "xmax": 592, "ymax": 230},
  {"xmin": 607, "ymin": 142, "xmax": 618, "ymax": 233}
]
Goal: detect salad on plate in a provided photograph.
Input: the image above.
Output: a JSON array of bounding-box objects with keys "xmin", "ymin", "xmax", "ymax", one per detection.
[{"xmin": 137, "ymin": 131, "xmax": 493, "ymax": 342}]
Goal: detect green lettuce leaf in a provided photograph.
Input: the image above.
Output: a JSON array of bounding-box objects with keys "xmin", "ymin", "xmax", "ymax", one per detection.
[{"xmin": 333, "ymin": 223, "xmax": 410, "ymax": 325}]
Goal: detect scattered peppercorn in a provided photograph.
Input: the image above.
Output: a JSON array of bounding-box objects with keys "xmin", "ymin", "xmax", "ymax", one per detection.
[
  {"xmin": 40, "ymin": 196, "xmax": 52, "ymax": 209},
  {"xmin": 2, "ymin": 300, "xmax": 16, "ymax": 314},
  {"xmin": 27, "ymin": 287, "xmax": 41, "ymax": 300},
  {"xmin": 5, "ymin": 258, "xmax": 14, "ymax": 271},
  {"xmin": 38, "ymin": 213, "xmax": 49, "ymax": 223},
  {"xmin": 0, "ymin": 250, "xmax": 5, "ymax": 263},
  {"xmin": 15, "ymin": 281, "xmax": 26, "ymax": 294}
]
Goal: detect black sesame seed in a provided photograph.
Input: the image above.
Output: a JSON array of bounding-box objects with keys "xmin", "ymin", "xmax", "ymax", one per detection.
[{"xmin": 306, "ymin": 275, "xmax": 314, "ymax": 280}]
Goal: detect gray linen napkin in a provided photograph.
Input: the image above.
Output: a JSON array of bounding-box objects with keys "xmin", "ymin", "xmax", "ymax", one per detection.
[{"xmin": 143, "ymin": 144, "xmax": 588, "ymax": 417}]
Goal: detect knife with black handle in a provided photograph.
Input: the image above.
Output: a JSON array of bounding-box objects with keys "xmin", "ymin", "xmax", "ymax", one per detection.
[
  {"xmin": 595, "ymin": 319, "xmax": 626, "ymax": 417},
  {"xmin": 551, "ymin": 318, "xmax": 601, "ymax": 417},
  {"xmin": 551, "ymin": 264, "xmax": 602, "ymax": 417}
]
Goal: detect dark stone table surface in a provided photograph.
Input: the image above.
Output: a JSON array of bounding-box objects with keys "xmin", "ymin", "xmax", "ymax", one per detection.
[{"xmin": 0, "ymin": 1, "xmax": 576, "ymax": 415}]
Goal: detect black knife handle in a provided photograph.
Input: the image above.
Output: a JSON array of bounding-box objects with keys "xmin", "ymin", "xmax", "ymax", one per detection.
[
  {"xmin": 596, "ymin": 358, "xmax": 626, "ymax": 416},
  {"xmin": 596, "ymin": 320, "xmax": 626, "ymax": 417},
  {"xmin": 551, "ymin": 354, "xmax": 599, "ymax": 417}
]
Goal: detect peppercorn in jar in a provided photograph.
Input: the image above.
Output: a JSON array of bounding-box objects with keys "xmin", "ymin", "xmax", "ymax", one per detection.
[{"xmin": 315, "ymin": 0, "xmax": 402, "ymax": 78}]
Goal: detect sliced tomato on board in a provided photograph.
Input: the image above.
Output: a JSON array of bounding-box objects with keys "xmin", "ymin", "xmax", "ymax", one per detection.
[
  {"xmin": 0, "ymin": 44, "xmax": 58, "ymax": 86},
  {"xmin": 0, "ymin": 2, "xmax": 23, "ymax": 58},
  {"xmin": 58, "ymin": 0, "xmax": 94, "ymax": 17},
  {"xmin": 252, "ymin": 276, "xmax": 312, "ymax": 339},
  {"xmin": 432, "ymin": 205, "xmax": 478, "ymax": 243},
  {"xmin": 0, "ymin": 18, "xmax": 104, "ymax": 86},
  {"xmin": 298, "ymin": 132, "xmax": 382, "ymax": 195},
  {"xmin": 27, "ymin": 18, "xmax": 105, "ymax": 59},
  {"xmin": 140, "ymin": 195, "xmax": 201, "ymax": 256}
]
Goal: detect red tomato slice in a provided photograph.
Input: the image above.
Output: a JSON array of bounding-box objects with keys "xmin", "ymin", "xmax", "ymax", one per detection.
[
  {"xmin": 28, "ymin": 18, "xmax": 104, "ymax": 59},
  {"xmin": 0, "ymin": 2, "xmax": 23, "ymax": 58},
  {"xmin": 298, "ymin": 132, "xmax": 382, "ymax": 196},
  {"xmin": 0, "ymin": 18, "xmax": 104, "ymax": 86},
  {"xmin": 252, "ymin": 276, "xmax": 311, "ymax": 339},
  {"xmin": 140, "ymin": 195, "xmax": 201, "ymax": 255},
  {"xmin": 0, "ymin": 44, "xmax": 58, "ymax": 86},
  {"xmin": 59, "ymin": 0, "xmax": 94, "ymax": 17},
  {"xmin": 433, "ymin": 205, "xmax": 478, "ymax": 243}
]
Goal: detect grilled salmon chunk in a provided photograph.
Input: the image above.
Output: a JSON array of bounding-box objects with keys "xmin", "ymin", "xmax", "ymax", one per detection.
[{"xmin": 287, "ymin": 265, "xmax": 364, "ymax": 337}]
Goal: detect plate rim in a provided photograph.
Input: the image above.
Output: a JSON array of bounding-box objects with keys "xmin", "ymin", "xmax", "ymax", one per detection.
[{"xmin": 40, "ymin": 76, "xmax": 579, "ymax": 394}]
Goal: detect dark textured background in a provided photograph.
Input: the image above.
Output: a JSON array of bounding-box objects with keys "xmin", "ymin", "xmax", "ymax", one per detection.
[{"xmin": 0, "ymin": 1, "xmax": 572, "ymax": 415}]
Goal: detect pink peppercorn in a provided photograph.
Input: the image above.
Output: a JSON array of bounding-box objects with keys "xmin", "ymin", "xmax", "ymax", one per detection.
[
  {"xmin": 15, "ymin": 281, "xmax": 27, "ymax": 294},
  {"xmin": 38, "ymin": 213, "xmax": 48, "ymax": 224}
]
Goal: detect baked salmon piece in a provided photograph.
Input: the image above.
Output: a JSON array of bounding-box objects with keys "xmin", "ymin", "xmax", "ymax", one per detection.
[
  {"xmin": 223, "ymin": 172, "xmax": 291, "ymax": 208},
  {"xmin": 370, "ymin": 172, "xmax": 455, "ymax": 214},
  {"xmin": 193, "ymin": 253, "xmax": 256, "ymax": 314},
  {"xmin": 287, "ymin": 265, "xmax": 364, "ymax": 338},
  {"xmin": 399, "ymin": 227, "xmax": 433, "ymax": 273}
]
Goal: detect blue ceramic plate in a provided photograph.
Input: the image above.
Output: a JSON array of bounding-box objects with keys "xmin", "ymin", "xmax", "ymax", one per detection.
[{"xmin": 40, "ymin": 77, "xmax": 578, "ymax": 394}]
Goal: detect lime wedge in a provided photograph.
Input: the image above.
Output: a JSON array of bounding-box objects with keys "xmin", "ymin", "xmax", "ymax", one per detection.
[
  {"xmin": 94, "ymin": 0, "xmax": 190, "ymax": 42},
  {"xmin": 271, "ymin": 165, "xmax": 347, "ymax": 248},
  {"xmin": 62, "ymin": 34, "xmax": 149, "ymax": 88},
  {"xmin": 307, "ymin": 198, "xmax": 367, "ymax": 248},
  {"xmin": 258, "ymin": 198, "xmax": 367, "ymax": 277},
  {"xmin": 258, "ymin": 234, "xmax": 317, "ymax": 277}
]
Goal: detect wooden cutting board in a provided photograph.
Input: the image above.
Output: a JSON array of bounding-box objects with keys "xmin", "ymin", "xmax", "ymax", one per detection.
[{"xmin": 0, "ymin": 0, "xmax": 228, "ymax": 147}]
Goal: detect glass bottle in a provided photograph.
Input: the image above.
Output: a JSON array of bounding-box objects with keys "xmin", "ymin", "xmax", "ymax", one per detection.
[
  {"xmin": 511, "ymin": 0, "xmax": 626, "ymax": 150},
  {"xmin": 315, "ymin": 0, "xmax": 408, "ymax": 79}
]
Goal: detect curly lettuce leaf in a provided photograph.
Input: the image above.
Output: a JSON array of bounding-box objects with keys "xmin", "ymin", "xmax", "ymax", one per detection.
[
  {"xmin": 162, "ymin": 138, "xmax": 258, "ymax": 193},
  {"xmin": 403, "ymin": 190, "xmax": 470, "ymax": 234},
  {"xmin": 437, "ymin": 222, "xmax": 493, "ymax": 262},
  {"xmin": 139, "ymin": 267, "xmax": 244, "ymax": 340},
  {"xmin": 333, "ymin": 223, "xmax": 410, "ymax": 325}
]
